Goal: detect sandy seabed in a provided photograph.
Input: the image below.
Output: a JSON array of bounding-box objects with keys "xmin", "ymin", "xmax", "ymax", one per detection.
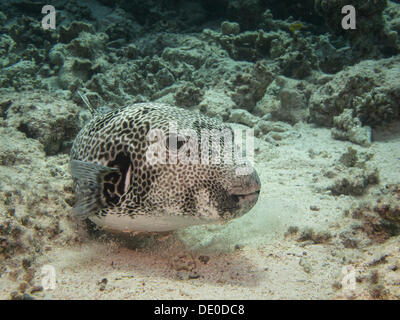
[{"xmin": 2, "ymin": 121, "xmax": 398, "ymax": 300}]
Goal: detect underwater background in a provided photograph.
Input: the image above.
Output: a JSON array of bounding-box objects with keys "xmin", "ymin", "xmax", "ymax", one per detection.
[{"xmin": 0, "ymin": 0, "xmax": 399, "ymax": 299}]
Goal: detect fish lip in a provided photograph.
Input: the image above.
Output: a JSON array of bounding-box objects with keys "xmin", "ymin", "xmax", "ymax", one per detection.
[
  {"xmin": 228, "ymin": 168, "xmax": 261, "ymax": 196},
  {"xmin": 232, "ymin": 190, "xmax": 260, "ymax": 202},
  {"xmin": 229, "ymin": 190, "xmax": 260, "ymax": 218},
  {"xmin": 229, "ymin": 186, "xmax": 261, "ymax": 196},
  {"xmin": 227, "ymin": 169, "xmax": 261, "ymax": 217},
  {"xmin": 236, "ymin": 189, "xmax": 260, "ymax": 197}
]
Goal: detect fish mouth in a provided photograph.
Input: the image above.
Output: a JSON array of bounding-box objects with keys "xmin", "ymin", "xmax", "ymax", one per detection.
[
  {"xmin": 228, "ymin": 169, "xmax": 261, "ymax": 217},
  {"xmin": 229, "ymin": 184, "xmax": 261, "ymax": 197},
  {"xmin": 230, "ymin": 190, "xmax": 260, "ymax": 210}
]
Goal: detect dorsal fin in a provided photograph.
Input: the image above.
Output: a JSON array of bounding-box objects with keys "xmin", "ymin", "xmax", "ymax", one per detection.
[
  {"xmin": 77, "ymin": 90, "xmax": 96, "ymax": 115},
  {"xmin": 77, "ymin": 90, "xmax": 113, "ymax": 115},
  {"xmin": 69, "ymin": 160, "xmax": 118, "ymax": 219}
]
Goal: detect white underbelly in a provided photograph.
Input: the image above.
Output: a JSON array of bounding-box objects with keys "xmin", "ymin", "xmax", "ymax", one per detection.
[{"xmin": 90, "ymin": 214, "xmax": 209, "ymax": 232}]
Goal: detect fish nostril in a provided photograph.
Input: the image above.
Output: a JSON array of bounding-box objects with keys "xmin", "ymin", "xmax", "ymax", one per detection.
[{"xmin": 231, "ymin": 194, "xmax": 240, "ymax": 203}]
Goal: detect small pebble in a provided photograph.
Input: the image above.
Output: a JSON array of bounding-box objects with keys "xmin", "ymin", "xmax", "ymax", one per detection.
[
  {"xmin": 188, "ymin": 272, "xmax": 200, "ymax": 279},
  {"xmin": 198, "ymin": 255, "xmax": 210, "ymax": 264},
  {"xmin": 299, "ymin": 257, "xmax": 312, "ymax": 274},
  {"xmin": 30, "ymin": 285, "xmax": 43, "ymax": 294},
  {"xmin": 18, "ymin": 281, "xmax": 29, "ymax": 293},
  {"xmin": 98, "ymin": 278, "xmax": 108, "ymax": 291}
]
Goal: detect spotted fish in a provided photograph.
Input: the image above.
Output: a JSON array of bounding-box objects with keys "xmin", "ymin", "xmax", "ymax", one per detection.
[{"xmin": 70, "ymin": 102, "xmax": 261, "ymax": 232}]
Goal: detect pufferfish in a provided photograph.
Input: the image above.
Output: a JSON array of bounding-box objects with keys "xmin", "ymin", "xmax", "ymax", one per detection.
[{"xmin": 70, "ymin": 101, "xmax": 261, "ymax": 233}]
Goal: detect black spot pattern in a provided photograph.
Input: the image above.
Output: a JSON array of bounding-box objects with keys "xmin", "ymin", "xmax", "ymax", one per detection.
[{"xmin": 70, "ymin": 103, "xmax": 244, "ymax": 224}]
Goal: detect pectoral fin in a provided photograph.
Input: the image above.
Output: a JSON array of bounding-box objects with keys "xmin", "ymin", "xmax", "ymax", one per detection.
[{"xmin": 69, "ymin": 160, "xmax": 118, "ymax": 220}]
